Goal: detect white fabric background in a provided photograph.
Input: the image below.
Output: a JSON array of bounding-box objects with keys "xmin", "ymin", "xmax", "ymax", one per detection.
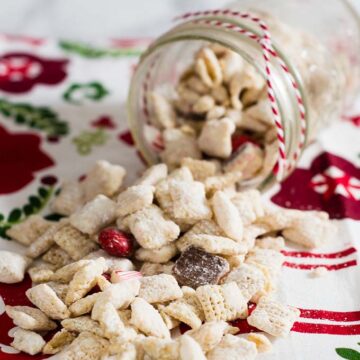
[{"xmin": 0, "ymin": 0, "xmax": 358, "ymax": 40}]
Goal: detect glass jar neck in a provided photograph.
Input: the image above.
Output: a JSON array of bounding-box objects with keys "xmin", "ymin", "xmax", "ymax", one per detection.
[{"xmin": 129, "ymin": 16, "xmax": 308, "ymax": 189}]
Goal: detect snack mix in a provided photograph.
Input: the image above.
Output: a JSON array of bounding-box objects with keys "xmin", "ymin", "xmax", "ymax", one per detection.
[
  {"xmin": 147, "ymin": 43, "xmax": 281, "ymax": 185},
  {"xmin": 1, "ymin": 156, "xmax": 337, "ymax": 359}
]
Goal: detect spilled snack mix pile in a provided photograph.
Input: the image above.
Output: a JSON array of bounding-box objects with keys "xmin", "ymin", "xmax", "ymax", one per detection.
[
  {"xmin": 148, "ymin": 44, "xmax": 279, "ymax": 183},
  {"xmin": 0, "ymin": 159, "xmax": 337, "ymax": 359}
]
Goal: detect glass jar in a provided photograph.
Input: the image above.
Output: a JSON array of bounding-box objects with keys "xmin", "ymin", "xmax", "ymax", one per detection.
[{"xmin": 127, "ymin": 0, "xmax": 360, "ymax": 189}]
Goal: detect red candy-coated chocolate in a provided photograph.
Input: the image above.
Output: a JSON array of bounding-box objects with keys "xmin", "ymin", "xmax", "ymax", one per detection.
[
  {"xmin": 99, "ymin": 228, "xmax": 133, "ymax": 257},
  {"xmin": 231, "ymin": 134, "xmax": 260, "ymax": 153}
]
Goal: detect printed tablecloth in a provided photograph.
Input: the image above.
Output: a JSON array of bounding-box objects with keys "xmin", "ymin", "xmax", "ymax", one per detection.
[{"xmin": 0, "ymin": 34, "xmax": 359, "ymax": 360}]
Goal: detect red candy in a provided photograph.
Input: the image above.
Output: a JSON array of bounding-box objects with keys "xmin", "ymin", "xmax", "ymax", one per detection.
[
  {"xmin": 99, "ymin": 228, "xmax": 133, "ymax": 257},
  {"xmin": 231, "ymin": 134, "xmax": 260, "ymax": 153}
]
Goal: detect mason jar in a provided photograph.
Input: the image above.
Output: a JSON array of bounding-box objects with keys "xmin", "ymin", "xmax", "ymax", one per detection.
[{"xmin": 127, "ymin": 0, "xmax": 360, "ymax": 189}]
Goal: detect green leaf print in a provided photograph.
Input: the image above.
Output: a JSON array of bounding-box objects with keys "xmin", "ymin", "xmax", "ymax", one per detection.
[
  {"xmin": 0, "ymin": 98, "xmax": 69, "ymax": 137},
  {"xmin": 336, "ymin": 348, "xmax": 360, "ymax": 360},
  {"xmin": 44, "ymin": 213, "xmax": 65, "ymax": 222},
  {"xmin": 72, "ymin": 128, "xmax": 108, "ymax": 155},
  {"xmin": 0, "ymin": 183, "xmax": 56, "ymax": 239},
  {"xmin": 59, "ymin": 40, "xmax": 143, "ymax": 58},
  {"xmin": 29, "ymin": 195, "xmax": 42, "ymax": 209},
  {"xmin": 23, "ymin": 204, "xmax": 34, "ymax": 216},
  {"xmin": 63, "ymin": 81, "xmax": 109, "ymax": 104},
  {"xmin": 7, "ymin": 209, "xmax": 22, "ymax": 223},
  {"xmin": 38, "ymin": 187, "xmax": 49, "ymax": 199}
]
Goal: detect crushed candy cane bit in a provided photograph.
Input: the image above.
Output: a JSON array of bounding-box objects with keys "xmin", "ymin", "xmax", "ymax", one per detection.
[{"xmin": 111, "ymin": 270, "xmax": 143, "ymax": 283}]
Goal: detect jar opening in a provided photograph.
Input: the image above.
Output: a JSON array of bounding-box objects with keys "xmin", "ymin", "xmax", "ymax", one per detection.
[{"xmin": 128, "ymin": 19, "xmax": 307, "ymax": 190}]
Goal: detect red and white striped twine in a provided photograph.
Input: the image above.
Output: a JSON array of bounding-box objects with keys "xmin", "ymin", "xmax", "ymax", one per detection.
[{"xmin": 174, "ymin": 9, "xmax": 307, "ymax": 179}]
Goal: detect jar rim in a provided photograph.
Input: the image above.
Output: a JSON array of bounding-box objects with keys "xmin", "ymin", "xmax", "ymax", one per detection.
[{"xmin": 342, "ymin": 0, "xmax": 360, "ymax": 36}]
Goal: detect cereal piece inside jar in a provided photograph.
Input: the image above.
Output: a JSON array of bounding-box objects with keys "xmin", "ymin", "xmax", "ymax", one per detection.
[{"xmin": 133, "ymin": 43, "xmax": 281, "ymax": 188}]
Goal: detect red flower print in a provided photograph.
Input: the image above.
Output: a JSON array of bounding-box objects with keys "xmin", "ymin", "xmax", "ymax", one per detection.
[
  {"xmin": 118, "ymin": 130, "xmax": 135, "ymax": 146},
  {"xmin": 0, "ymin": 125, "xmax": 54, "ymax": 194},
  {"xmin": 1, "ymin": 34, "xmax": 45, "ymax": 46},
  {"xmin": 0, "ymin": 276, "xmax": 49, "ymax": 359},
  {"xmin": 272, "ymin": 152, "xmax": 360, "ymax": 220},
  {"xmin": 310, "ymin": 166, "xmax": 360, "ymax": 201},
  {"xmin": 91, "ymin": 116, "xmax": 116, "ymax": 129},
  {"xmin": 0, "ymin": 52, "xmax": 68, "ymax": 94}
]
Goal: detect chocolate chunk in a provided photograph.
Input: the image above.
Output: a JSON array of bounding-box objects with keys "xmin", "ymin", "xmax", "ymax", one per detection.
[{"xmin": 173, "ymin": 246, "xmax": 229, "ymax": 289}]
